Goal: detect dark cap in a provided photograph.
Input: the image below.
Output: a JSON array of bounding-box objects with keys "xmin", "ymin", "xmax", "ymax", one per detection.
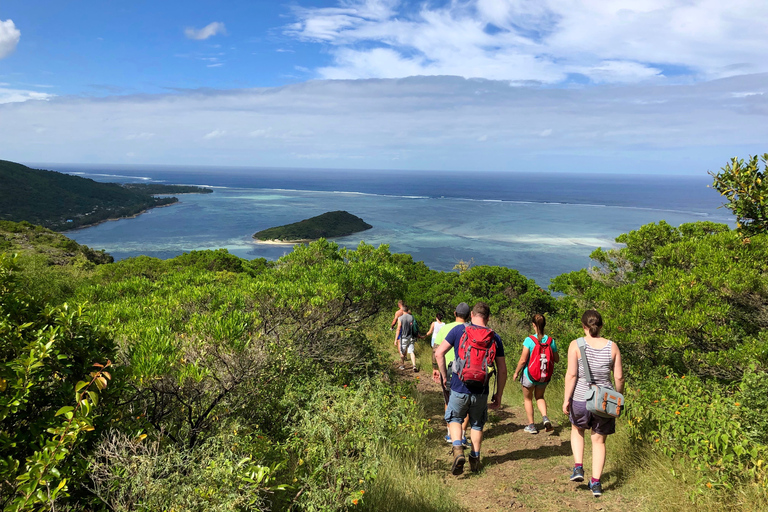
[{"xmin": 454, "ymin": 302, "xmax": 471, "ymax": 318}]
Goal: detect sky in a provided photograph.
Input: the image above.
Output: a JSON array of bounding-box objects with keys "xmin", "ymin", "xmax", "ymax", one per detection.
[{"xmin": 0, "ymin": 0, "xmax": 767, "ymax": 174}]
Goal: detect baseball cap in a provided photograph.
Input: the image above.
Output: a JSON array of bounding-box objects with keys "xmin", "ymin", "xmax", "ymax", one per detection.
[{"xmin": 454, "ymin": 302, "xmax": 471, "ymax": 318}]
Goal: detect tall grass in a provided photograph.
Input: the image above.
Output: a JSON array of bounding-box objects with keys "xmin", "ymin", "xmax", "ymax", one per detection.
[{"xmin": 359, "ymin": 450, "xmax": 461, "ymax": 512}]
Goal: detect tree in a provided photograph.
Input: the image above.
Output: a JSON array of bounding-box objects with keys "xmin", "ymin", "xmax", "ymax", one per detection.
[{"xmin": 710, "ymin": 154, "xmax": 768, "ymax": 235}]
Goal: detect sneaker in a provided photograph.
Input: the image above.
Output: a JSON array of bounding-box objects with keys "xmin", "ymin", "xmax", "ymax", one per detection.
[
  {"xmin": 451, "ymin": 446, "xmax": 465, "ymax": 475},
  {"xmin": 413, "ymin": 367, "xmax": 419, "ymax": 373},
  {"xmin": 570, "ymin": 466, "xmax": 585, "ymax": 482},
  {"xmin": 398, "ymin": 365, "xmax": 405, "ymax": 370},
  {"xmin": 524, "ymin": 423, "xmax": 538, "ymax": 434},
  {"xmin": 543, "ymin": 415, "xmax": 553, "ymax": 432},
  {"xmin": 469, "ymin": 454, "xmax": 481, "ymax": 472},
  {"xmin": 588, "ymin": 480, "xmax": 603, "ymax": 497},
  {"xmin": 461, "ymin": 437, "xmax": 469, "ymax": 447},
  {"xmin": 444, "ymin": 434, "xmax": 452, "ymax": 443}
]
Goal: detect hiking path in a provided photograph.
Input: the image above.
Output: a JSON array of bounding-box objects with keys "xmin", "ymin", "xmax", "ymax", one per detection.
[{"xmin": 396, "ymin": 364, "xmax": 641, "ymax": 512}]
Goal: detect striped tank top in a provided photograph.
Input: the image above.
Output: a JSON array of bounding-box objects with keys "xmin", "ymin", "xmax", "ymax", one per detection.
[{"xmin": 573, "ymin": 339, "xmax": 614, "ymax": 402}]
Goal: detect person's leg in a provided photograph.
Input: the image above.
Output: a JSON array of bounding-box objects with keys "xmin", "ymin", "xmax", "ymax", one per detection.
[
  {"xmin": 469, "ymin": 428, "xmax": 483, "ymax": 453},
  {"xmin": 534, "ymin": 384, "xmax": 548, "ymax": 417},
  {"xmin": 590, "ymin": 432, "xmax": 607, "ymax": 480},
  {"xmin": 522, "ymin": 385, "xmax": 535, "ymax": 424},
  {"xmin": 409, "ymin": 351, "xmax": 417, "ymax": 368},
  {"xmin": 571, "ymin": 426, "xmax": 585, "ymax": 465}
]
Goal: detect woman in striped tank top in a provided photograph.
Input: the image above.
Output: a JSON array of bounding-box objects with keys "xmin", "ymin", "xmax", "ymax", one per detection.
[{"xmin": 562, "ymin": 310, "xmax": 624, "ymax": 497}]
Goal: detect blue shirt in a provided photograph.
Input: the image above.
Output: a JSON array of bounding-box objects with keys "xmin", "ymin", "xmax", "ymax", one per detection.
[{"xmin": 445, "ymin": 323, "xmax": 505, "ymax": 395}]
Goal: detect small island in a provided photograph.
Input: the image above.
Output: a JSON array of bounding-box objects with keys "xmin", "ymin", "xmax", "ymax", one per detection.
[{"xmin": 253, "ymin": 210, "xmax": 372, "ymax": 243}]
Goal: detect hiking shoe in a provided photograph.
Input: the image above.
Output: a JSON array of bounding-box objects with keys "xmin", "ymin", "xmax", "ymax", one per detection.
[
  {"xmin": 413, "ymin": 367, "xmax": 419, "ymax": 373},
  {"xmin": 444, "ymin": 434, "xmax": 452, "ymax": 443},
  {"xmin": 570, "ymin": 466, "xmax": 585, "ymax": 482},
  {"xmin": 543, "ymin": 416, "xmax": 553, "ymax": 432},
  {"xmin": 451, "ymin": 446, "xmax": 465, "ymax": 475},
  {"xmin": 588, "ymin": 480, "xmax": 603, "ymax": 497},
  {"xmin": 524, "ymin": 423, "xmax": 538, "ymax": 434},
  {"xmin": 469, "ymin": 454, "xmax": 481, "ymax": 473}
]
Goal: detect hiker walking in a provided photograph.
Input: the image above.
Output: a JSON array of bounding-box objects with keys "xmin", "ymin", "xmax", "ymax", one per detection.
[
  {"xmin": 435, "ymin": 302, "xmax": 507, "ymax": 475},
  {"xmin": 421, "ymin": 313, "xmax": 445, "ymax": 348},
  {"xmin": 563, "ymin": 310, "xmax": 625, "ymax": 497},
  {"xmin": 390, "ymin": 299, "xmax": 405, "ymax": 331},
  {"xmin": 512, "ymin": 314, "xmax": 559, "ymax": 434},
  {"xmin": 431, "ymin": 304, "xmax": 471, "ymax": 445},
  {"xmin": 396, "ymin": 306, "xmax": 419, "ymax": 372}
]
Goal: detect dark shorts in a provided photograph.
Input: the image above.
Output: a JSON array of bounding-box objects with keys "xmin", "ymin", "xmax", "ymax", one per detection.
[{"xmin": 569, "ymin": 399, "xmax": 615, "ymax": 436}]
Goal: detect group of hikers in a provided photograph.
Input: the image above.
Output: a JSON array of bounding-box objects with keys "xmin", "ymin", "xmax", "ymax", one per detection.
[{"xmin": 390, "ymin": 301, "xmax": 625, "ymax": 498}]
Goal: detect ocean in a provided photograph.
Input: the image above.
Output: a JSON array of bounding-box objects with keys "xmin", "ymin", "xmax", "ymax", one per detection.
[{"xmin": 38, "ymin": 163, "xmax": 733, "ymax": 287}]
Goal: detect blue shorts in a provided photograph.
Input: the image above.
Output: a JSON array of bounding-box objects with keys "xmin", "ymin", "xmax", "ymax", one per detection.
[
  {"xmin": 569, "ymin": 399, "xmax": 615, "ymax": 436},
  {"xmin": 445, "ymin": 391, "xmax": 488, "ymax": 431}
]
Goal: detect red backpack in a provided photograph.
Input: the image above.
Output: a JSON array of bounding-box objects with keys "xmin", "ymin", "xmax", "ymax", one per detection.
[
  {"xmin": 527, "ymin": 334, "xmax": 554, "ymax": 382},
  {"xmin": 455, "ymin": 325, "xmax": 497, "ymax": 387}
]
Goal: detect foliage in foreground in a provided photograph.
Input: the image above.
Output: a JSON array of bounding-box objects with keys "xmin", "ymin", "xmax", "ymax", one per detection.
[{"xmin": 710, "ymin": 154, "xmax": 768, "ymax": 236}]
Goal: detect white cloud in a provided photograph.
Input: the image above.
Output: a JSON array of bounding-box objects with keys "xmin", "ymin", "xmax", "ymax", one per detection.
[
  {"xmin": 0, "ymin": 87, "xmax": 53, "ymax": 104},
  {"xmin": 0, "ymin": 19, "xmax": 20, "ymax": 59},
  {"xmin": 0, "ymin": 75, "xmax": 766, "ymax": 173},
  {"xmin": 286, "ymin": 0, "xmax": 768, "ymax": 84},
  {"xmin": 203, "ymin": 129, "xmax": 226, "ymax": 139},
  {"xmin": 185, "ymin": 22, "xmax": 226, "ymax": 41}
]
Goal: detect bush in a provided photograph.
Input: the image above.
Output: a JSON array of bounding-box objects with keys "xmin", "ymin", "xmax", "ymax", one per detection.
[
  {"xmin": 626, "ymin": 371, "xmax": 768, "ymax": 489},
  {"xmin": 710, "ymin": 154, "xmax": 768, "ymax": 235},
  {"xmin": 288, "ymin": 378, "xmax": 429, "ymax": 511}
]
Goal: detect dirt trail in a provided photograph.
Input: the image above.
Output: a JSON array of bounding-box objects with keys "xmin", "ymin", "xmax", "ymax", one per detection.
[{"xmin": 397, "ymin": 364, "xmax": 639, "ymax": 512}]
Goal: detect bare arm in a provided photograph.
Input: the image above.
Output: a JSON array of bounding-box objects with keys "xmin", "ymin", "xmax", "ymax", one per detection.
[
  {"xmin": 395, "ymin": 319, "xmax": 403, "ymax": 353},
  {"xmin": 435, "ymin": 340, "xmax": 451, "ymax": 386},
  {"xmin": 421, "ymin": 321, "xmax": 436, "ymax": 339},
  {"xmin": 390, "ymin": 310, "xmax": 403, "ymax": 329},
  {"xmin": 553, "ymin": 349, "xmax": 560, "ymax": 364},
  {"xmin": 612, "ymin": 343, "xmax": 625, "ymax": 394},
  {"xmin": 490, "ymin": 356, "xmax": 507, "ymax": 409},
  {"xmin": 512, "ymin": 347, "xmax": 530, "ymax": 381},
  {"xmin": 562, "ymin": 341, "xmax": 579, "ymax": 415}
]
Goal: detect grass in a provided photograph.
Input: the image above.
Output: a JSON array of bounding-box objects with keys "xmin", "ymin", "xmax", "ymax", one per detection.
[{"xmin": 368, "ymin": 320, "xmax": 768, "ymax": 512}]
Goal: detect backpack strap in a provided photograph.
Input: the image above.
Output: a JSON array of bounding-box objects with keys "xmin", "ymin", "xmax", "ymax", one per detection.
[{"xmin": 576, "ymin": 337, "xmax": 596, "ymax": 385}]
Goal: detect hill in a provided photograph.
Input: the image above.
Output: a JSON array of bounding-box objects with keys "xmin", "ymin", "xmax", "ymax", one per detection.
[
  {"xmin": 0, "ymin": 159, "xmax": 211, "ymax": 230},
  {"xmin": 253, "ymin": 210, "xmax": 373, "ymax": 242}
]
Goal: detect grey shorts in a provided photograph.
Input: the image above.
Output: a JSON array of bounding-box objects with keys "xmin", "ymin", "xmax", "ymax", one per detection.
[
  {"xmin": 445, "ymin": 391, "xmax": 488, "ymax": 431},
  {"xmin": 520, "ymin": 372, "xmax": 548, "ymax": 389},
  {"xmin": 569, "ymin": 399, "xmax": 615, "ymax": 436},
  {"xmin": 400, "ymin": 337, "xmax": 415, "ymax": 355}
]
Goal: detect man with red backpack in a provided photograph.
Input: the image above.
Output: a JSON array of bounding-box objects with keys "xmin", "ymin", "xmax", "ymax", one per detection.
[
  {"xmin": 512, "ymin": 314, "xmax": 560, "ymax": 434},
  {"xmin": 435, "ymin": 302, "xmax": 507, "ymax": 475}
]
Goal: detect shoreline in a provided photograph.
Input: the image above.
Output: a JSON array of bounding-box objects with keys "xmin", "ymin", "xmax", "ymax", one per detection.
[
  {"xmin": 61, "ymin": 201, "xmax": 178, "ymax": 232},
  {"xmin": 253, "ymin": 238, "xmax": 313, "ymax": 245}
]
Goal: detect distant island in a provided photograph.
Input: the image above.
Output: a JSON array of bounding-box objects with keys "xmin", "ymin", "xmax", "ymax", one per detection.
[
  {"xmin": 253, "ymin": 210, "xmax": 373, "ymax": 242},
  {"xmin": 0, "ymin": 159, "xmax": 212, "ymax": 231}
]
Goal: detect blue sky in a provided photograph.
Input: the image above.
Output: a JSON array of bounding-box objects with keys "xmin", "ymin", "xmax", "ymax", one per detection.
[{"xmin": 1, "ymin": 0, "xmax": 767, "ymax": 174}]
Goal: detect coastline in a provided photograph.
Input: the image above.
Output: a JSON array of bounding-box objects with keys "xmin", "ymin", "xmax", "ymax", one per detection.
[
  {"xmin": 61, "ymin": 201, "xmax": 178, "ymax": 232},
  {"xmin": 254, "ymin": 238, "xmax": 313, "ymax": 245}
]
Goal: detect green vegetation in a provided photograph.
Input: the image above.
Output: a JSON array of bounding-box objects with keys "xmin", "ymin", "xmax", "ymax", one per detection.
[
  {"xmin": 1, "ymin": 154, "xmax": 767, "ymax": 511},
  {"xmin": 253, "ymin": 210, "xmax": 372, "ymax": 242},
  {"xmin": 710, "ymin": 154, "xmax": 768, "ymax": 236},
  {"xmin": 0, "ymin": 159, "xmax": 209, "ymax": 231},
  {"xmin": 122, "ymin": 183, "xmax": 213, "ymax": 195}
]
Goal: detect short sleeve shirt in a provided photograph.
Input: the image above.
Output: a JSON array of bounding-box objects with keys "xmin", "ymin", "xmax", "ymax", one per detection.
[
  {"xmin": 522, "ymin": 334, "xmax": 558, "ymax": 382},
  {"xmin": 435, "ymin": 320, "xmax": 466, "ymax": 365},
  {"xmin": 445, "ymin": 324, "xmax": 505, "ymax": 395}
]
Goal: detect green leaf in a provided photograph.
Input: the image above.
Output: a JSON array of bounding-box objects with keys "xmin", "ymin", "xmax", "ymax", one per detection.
[{"xmin": 55, "ymin": 406, "xmax": 74, "ymax": 417}]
